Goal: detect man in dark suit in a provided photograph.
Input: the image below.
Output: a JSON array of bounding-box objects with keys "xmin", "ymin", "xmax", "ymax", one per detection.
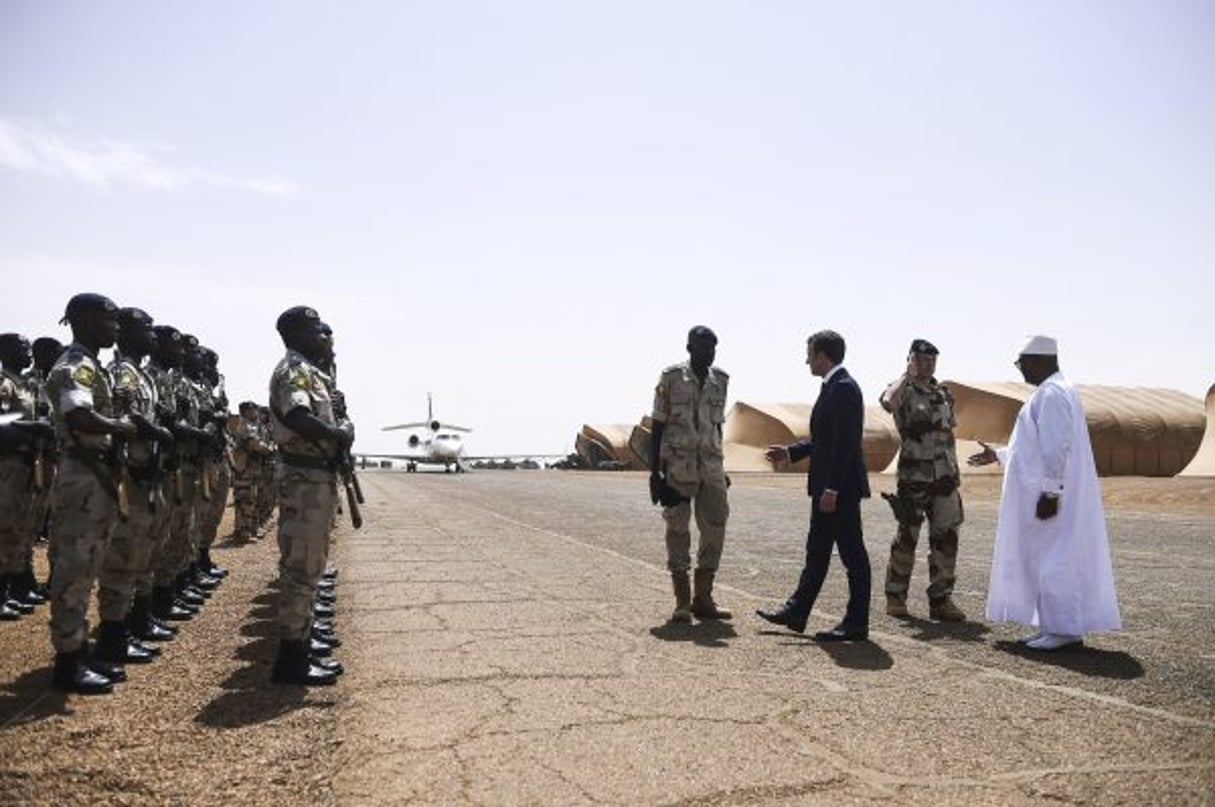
[{"xmin": 756, "ymin": 330, "xmax": 872, "ymax": 641}]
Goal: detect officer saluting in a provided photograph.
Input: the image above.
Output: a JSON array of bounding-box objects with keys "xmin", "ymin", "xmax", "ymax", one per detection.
[
  {"xmin": 268, "ymin": 306, "xmax": 351, "ymax": 686},
  {"xmin": 45, "ymin": 293, "xmax": 138, "ymax": 694}
]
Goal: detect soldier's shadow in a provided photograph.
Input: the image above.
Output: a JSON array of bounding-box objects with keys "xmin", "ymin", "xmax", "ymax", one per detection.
[
  {"xmin": 195, "ymin": 599, "xmax": 333, "ymax": 728},
  {"xmin": 899, "ymin": 615, "xmax": 992, "ymax": 644},
  {"xmin": 0, "ymin": 667, "xmax": 70, "ymax": 728},
  {"xmin": 993, "ymin": 640, "xmax": 1146, "ymax": 680},
  {"xmin": 650, "ymin": 620, "xmax": 737, "ymax": 649}
]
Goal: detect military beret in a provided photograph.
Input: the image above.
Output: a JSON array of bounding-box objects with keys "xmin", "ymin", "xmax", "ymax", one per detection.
[
  {"xmin": 200, "ymin": 347, "xmax": 218, "ymax": 364},
  {"xmin": 276, "ymin": 306, "xmax": 322, "ymax": 336},
  {"xmin": 0, "ymin": 333, "xmax": 27, "ymax": 352},
  {"xmin": 909, "ymin": 339, "xmax": 939, "ymax": 355},
  {"xmin": 60, "ymin": 293, "xmax": 118, "ymax": 325},
  {"xmin": 116, "ymin": 307, "xmax": 153, "ymax": 329},
  {"xmin": 180, "ymin": 333, "xmax": 199, "ymax": 348},
  {"xmin": 152, "ymin": 325, "xmax": 181, "ymax": 342},
  {"xmin": 239, "ymin": 400, "xmax": 259, "ymax": 412},
  {"xmin": 32, "ymin": 337, "xmax": 63, "ymax": 354},
  {"xmin": 687, "ymin": 325, "xmax": 718, "ymax": 344}
]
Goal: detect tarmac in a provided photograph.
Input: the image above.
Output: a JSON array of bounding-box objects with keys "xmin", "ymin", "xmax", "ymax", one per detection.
[{"xmin": 330, "ymin": 470, "xmax": 1215, "ymax": 805}]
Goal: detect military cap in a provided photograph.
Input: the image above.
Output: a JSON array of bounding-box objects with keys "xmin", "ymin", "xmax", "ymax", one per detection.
[
  {"xmin": 276, "ymin": 305, "xmax": 322, "ymax": 336},
  {"xmin": 909, "ymin": 339, "xmax": 939, "ymax": 355},
  {"xmin": 687, "ymin": 325, "xmax": 718, "ymax": 344},
  {"xmin": 59, "ymin": 293, "xmax": 118, "ymax": 325}
]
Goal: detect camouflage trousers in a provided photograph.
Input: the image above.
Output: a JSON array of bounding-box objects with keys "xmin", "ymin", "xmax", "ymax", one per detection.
[
  {"xmin": 197, "ymin": 460, "xmax": 230, "ymax": 550},
  {"xmin": 232, "ymin": 472, "xmax": 259, "ymax": 537},
  {"xmin": 884, "ymin": 484, "xmax": 964, "ymax": 603},
  {"xmin": 136, "ymin": 482, "xmax": 172, "ymax": 598},
  {"xmin": 155, "ymin": 464, "xmax": 199, "ymax": 584},
  {"xmin": 48, "ymin": 458, "xmax": 118, "ymax": 653},
  {"xmin": 662, "ymin": 477, "xmax": 729, "ymax": 574},
  {"xmin": 0, "ymin": 456, "xmax": 37, "ymax": 575},
  {"xmin": 257, "ymin": 461, "xmax": 277, "ymax": 525},
  {"xmin": 276, "ymin": 465, "xmax": 336, "ymax": 641},
  {"xmin": 99, "ymin": 476, "xmax": 163, "ymax": 620}
]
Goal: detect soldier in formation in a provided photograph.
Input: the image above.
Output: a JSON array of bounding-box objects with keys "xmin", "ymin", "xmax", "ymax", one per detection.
[{"xmin": 267, "ymin": 305, "xmax": 351, "ymax": 686}]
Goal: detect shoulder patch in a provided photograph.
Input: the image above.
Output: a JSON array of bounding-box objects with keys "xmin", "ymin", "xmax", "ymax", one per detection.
[
  {"xmin": 72, "ymin": 364, "xmax": 96, "ymax": 387},
  {"xmin": 290, "ymin": 368, "xmax": 311, "ymax": 390}
]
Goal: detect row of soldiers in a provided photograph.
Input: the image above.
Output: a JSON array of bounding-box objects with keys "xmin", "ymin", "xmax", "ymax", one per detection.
[{"xmin": 0, "ymin": 294, "xmax": 354, "ymax": 693}]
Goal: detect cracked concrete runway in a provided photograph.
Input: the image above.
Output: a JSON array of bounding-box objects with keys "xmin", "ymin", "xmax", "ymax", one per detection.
[{"xmin": 331, "ymin": 471, "xmax": 1214, "ymax": 805}]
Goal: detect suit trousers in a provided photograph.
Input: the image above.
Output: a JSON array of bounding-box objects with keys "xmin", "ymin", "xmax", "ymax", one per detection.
[{"xmin": 787, "ymin": 497, "xmax": 871, "ymax": 629}]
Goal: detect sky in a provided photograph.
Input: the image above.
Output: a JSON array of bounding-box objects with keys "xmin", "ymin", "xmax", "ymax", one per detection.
[{"xmin": 1, "ymin": 1, "xmax": 1212, "ymax": 457}]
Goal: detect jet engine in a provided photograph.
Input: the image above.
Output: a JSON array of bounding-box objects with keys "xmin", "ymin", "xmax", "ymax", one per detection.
[{"xmin": 408, "ymin": 434, "xmax": 421, "ymax": 447}]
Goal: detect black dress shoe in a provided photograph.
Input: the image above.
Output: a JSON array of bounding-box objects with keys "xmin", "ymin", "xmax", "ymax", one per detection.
[
  {"xmin": 813, "ymin": 624, "xmax": 868, "ymax": 642},
  {"xmin": 755, "ymin": 606, "xmax": 807, "ymax": 634}
]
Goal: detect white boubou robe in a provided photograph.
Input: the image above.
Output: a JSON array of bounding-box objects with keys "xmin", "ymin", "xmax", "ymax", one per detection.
[{"xmin": 987, "ymin": 371, "xmax": 1122, "ymax": 635}]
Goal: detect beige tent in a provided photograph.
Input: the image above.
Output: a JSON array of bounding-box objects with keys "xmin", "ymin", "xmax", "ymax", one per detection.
[
  {"xmin": 1179, "ymin": 384, "xmax": 1215, "ymax": 477},
  {"xmin": 722, "ymin": 401, "xmax": 900, "ymax": 474},
  {"xmin": 576, "ymin": 423, "xmax": 646, "ymax": 469},
  {"xmin": 947, "ymin": 381, "xmax": 1205, "ymax": 477}
]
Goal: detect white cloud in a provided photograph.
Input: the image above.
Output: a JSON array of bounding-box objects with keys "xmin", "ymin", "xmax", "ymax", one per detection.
[{"xmin": 0, "ymin": 118, "xmax": 299, "ymax": 196}]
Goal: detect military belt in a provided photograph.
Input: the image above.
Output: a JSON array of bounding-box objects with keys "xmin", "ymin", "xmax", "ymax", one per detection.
[{"xmin": 279, "ymin": 452, "xmax": 336, "ymax": 472}]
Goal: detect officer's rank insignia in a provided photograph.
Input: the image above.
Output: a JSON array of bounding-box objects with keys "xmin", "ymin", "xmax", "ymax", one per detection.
[{"xmin": 73, "ymin": 364, "xmax": 96, "ymax": 387}]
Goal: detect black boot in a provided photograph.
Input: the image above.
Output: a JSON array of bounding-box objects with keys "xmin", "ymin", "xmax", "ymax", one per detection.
[
  {"xmin": 1, "ymin": 575, "xmax": 34, "ymax": 616},
  {"xmin": 200, "ymin": 548, "xmax": 228, "ymax": 579},
  {"xmin": 52, "ymin": 648, "xmax": 113, "ymax": 695},
  {"xmin": 95, "ymin": 620, "xmax": 156, "ymax": 665},
  {"xmin": 153, "ymin": 585, "xmax": 194, "ymax": 622},
  {"xmin": 312, "ymin": 624, "xmax": 341, "ymax": 648},
  {"xmin": 84, "ymin": 641, "xmax": 127, "ymax": 683},
  {"xmin": 0, "ymin": 575, "xmax": 21, "ymax": 621},
  {"xmin": 12, "ymin": 566, "xmax": 46, "ymax": 607},
  {"xmin": 271, "ymin": 639, "xmax": 338, "ymax": 686},
  {"xmin": 129, "ymin": 595, "xmax": 175, "ymax": 641}
]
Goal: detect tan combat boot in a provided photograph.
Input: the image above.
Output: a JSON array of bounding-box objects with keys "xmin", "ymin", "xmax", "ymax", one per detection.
[
  {"xmin": 929, "ymin": 598, "xmax": 967, "ymax": 622},
  {"xmin": 670, "ymin": 572, "xmax": 692, "ymax": 623},
  {"xmin": 886, "ymin": 595, "xmax": 910, "ymax": 618},
  {"xmin": 690, "ymin": 569, "xmax": 732, "ymax": 620}
]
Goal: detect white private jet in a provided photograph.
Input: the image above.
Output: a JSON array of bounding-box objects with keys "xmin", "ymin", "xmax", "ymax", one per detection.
[{"xmin": 381, "ymin": 394, "xmax": 478, "ymax": 473}]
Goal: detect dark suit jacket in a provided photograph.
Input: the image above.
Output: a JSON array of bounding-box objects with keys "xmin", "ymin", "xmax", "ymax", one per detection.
[{"xmin": 787, "ymin": 367, "xmax": 870, "ymax": 502}]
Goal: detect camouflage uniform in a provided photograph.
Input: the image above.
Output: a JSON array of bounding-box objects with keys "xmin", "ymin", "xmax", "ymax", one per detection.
[
  {"xmin": 883, "ymin": 376, "xmax": 964, "ymax": 606},
  {"xmin": 256, "ymin": 412, "xmax": 278, "ymax": 530},
  {"xmin": 652, "ymin": 361, "xmax": 730, "ymax": 574},
  {"xmin": 191, "ymin": 374, "xmax": 224, "ymax": 553},
  {"xmin": 155, "ymin": 367, "xmax": 201, "ymax": 588},
  {"xmin": 46, "ymin": 343, "xmax": 120, "ymax": 653},
  {"xmin": 0, "ymin": 368, "xmax": 40, "ymax": 580},
  {"xmin": 230, "ymin": 412, "xmax": 270, "ymax": 538},
  {"xmin": 141, "ymin": 358, "xmax": 176, "ymax": 600},
  {"xmin": 270, "ymin": 349, "xmax": 338, "ymax": 641},
  {"xmin": 29, "ymin": 368, "xmax": 56, "ymax": 543},
  {"xmin": 97, "ymin": 352, "xmax": 163, "ymax": 622}
]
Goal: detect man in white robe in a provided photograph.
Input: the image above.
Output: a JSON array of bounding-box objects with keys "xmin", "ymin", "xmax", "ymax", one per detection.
[{"xmin": 968, "ymin": 335, "xmax": 1121, "ymax": 650}]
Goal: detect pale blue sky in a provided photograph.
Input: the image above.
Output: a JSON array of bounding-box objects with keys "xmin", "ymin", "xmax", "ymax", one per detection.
[{"xmin": 2, "ymin": 1, "xmax": 1212, "ymax": 456}]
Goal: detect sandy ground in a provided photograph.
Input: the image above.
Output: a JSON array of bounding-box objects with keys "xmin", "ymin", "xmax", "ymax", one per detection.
[{"xmin": 0, "ymin": 471, "xmax": 1212, "ymax": 805}]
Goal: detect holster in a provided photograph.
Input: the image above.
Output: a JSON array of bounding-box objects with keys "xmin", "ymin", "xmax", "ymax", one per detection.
[{"xmin": 881, "ymin": 492, "xmax": 921, "ymax": 526}]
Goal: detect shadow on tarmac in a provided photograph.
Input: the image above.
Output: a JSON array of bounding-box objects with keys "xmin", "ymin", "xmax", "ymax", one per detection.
[
  {"xmin": 650, "ymin": 620, "xmax": 738, "ymax": 648},
  {"xmin": 0, "ymin": 667, "xmax": 69, "ymax": 728},
  {"xmin": 899, "ymin": 616, "xmax": 992, "ymax": 643},
  {"xmin": 753, "ymin": 629, "xmax": 895, "ymax": 670},
  {"xmin": 993, "ymin": 640, "xmax": 1146, "ymax": 680}
]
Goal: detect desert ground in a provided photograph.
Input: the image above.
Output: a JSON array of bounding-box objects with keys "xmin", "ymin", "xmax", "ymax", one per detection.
[{"xmin": 1, "ymin": 471, "xmax": 1212, "ymax": 805}]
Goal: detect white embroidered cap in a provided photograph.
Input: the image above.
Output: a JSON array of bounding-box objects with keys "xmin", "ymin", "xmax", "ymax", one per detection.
[{"xmin": 1018, "ymin": 335, "xmax": 1058, "ymax": 356}]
